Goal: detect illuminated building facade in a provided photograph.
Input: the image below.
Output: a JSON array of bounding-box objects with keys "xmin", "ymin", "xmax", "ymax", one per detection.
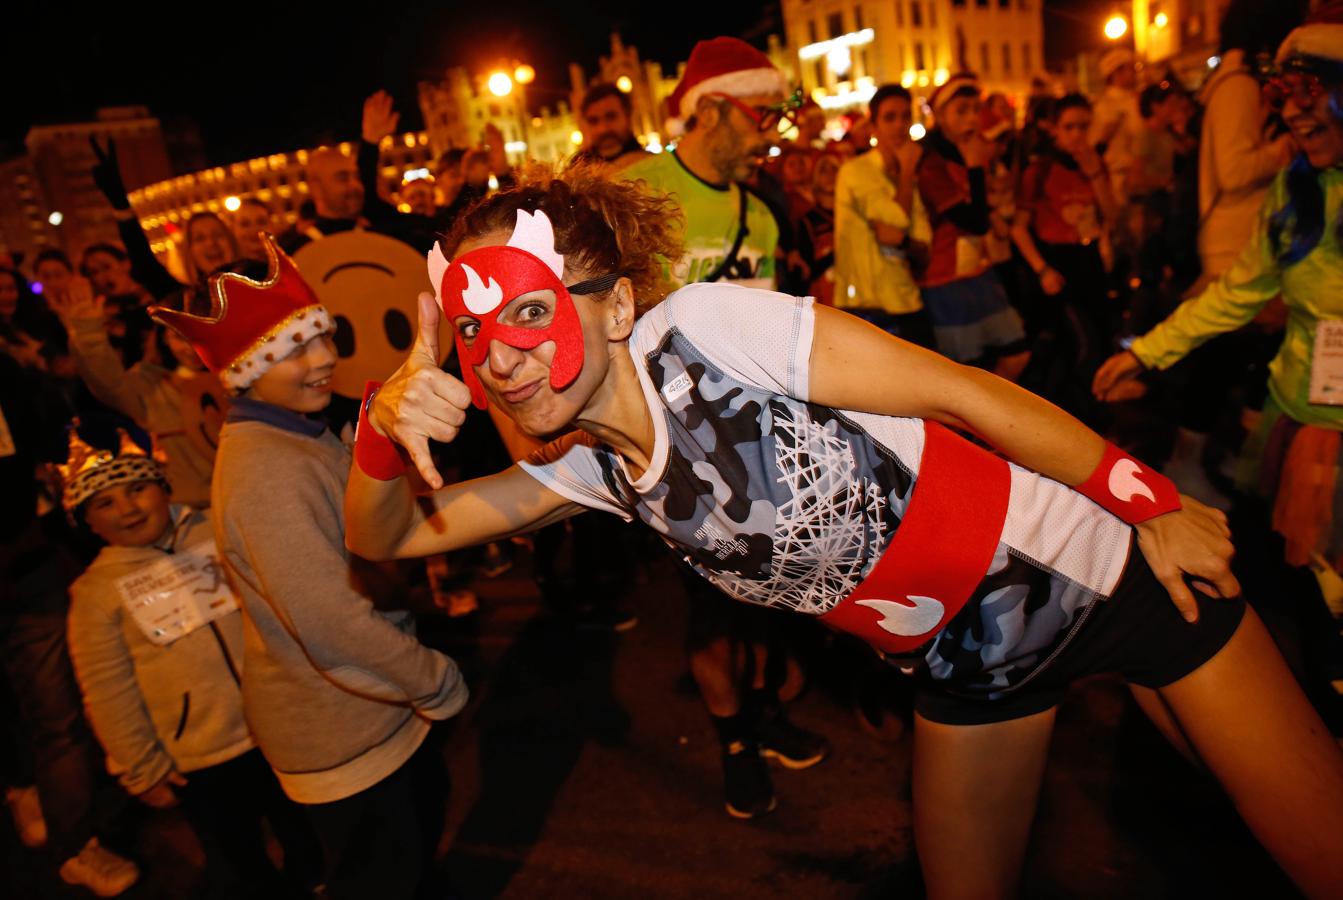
[
  {"xmin": 781, "ymin": 0, "xmax": 1043, "ymax": 114},
  {"xmin": 125, "ymin": 138, "xmax": 434, "ymax": 257}
]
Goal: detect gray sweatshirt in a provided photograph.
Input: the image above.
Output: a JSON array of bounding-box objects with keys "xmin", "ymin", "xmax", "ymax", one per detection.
[
  {"xmin": 211, "ymin": 405, "xmax": 467, "ymax": 804},
  {"xmin": 67, "ymin": 506, "xmax": 253, "ymax": 795}
]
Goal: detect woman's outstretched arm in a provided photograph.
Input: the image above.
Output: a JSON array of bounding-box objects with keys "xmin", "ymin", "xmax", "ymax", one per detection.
[
  {"xmin": 808, "ymin": 303, "xmax": 1237, "ymax": 619},
  {"xmin": 344, "ymin": 292, "xmax": 578, "ymax": 561}
]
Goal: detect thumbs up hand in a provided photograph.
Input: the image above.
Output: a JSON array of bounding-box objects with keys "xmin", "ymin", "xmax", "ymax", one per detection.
[{"xmin": 368, "ymin": 291, "xmax": 472, "ymax": 489}]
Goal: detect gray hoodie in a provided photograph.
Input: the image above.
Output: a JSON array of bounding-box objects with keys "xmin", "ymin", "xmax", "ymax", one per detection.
[
  {"xmin": 211, "ymin": 404, "xmax": 467, "ymax": 804},
  {"xmin": 67, "ymin": 506, "xmax": 253, "ymax": 795}
]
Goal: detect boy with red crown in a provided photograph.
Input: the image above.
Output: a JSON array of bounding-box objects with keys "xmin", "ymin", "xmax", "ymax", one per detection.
[{"xmin": 153, "ymin": 236, "xmax": 467, "ymax": 899}]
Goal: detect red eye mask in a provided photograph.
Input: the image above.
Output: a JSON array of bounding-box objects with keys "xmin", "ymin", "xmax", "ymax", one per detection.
[{"xmin": 429, "ymin": 210, "xmax": 586, "ymax": 410}]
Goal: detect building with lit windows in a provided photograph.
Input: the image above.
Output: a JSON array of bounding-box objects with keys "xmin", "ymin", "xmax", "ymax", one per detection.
[
  {"xmin": 1128, "ymin": 0, "xmax": 1224, "ymax": 84},
  {"xmin": 1, "ymin": 107, "xmax": 176, "ymax": 263},
  {"xmin": 781, "ymin": 0, "xmax": 1043, "ymax": 115},
  {"xmin": 124, "ymin": 138, "xmax": 434, "ymax": 258},
  {"xmin": 417, "ymin": 67, "xmax": 579, "ymax": 166}
]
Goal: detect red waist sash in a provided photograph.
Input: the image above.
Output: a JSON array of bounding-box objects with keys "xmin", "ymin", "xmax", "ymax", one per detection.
[{"xmin": 817, "ymin": 420, "xmax": 1011, "ymax": 654}]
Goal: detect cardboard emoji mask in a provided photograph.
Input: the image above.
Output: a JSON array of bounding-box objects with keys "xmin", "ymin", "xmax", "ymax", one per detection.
[{"xmin": 429, "ymin": 209, "xmax": 599, "ymax": 410}]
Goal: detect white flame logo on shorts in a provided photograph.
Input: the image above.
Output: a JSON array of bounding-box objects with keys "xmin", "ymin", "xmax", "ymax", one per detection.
[
  {"xmin": 855, "ymin": 595, "xmax": 946, "ymax": 637},
  {"xmin": 1107, "ymin": 458, "xmax": 1156, "ymax": 504}
]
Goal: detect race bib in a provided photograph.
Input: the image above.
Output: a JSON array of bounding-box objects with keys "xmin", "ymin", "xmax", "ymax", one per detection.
[
  {"xmin": 1309, "ymin": 320, "xmax": 1343, "ymax": 406},
  {"xmin": 117, "ymin": 544, "xmax": 238, "ymax": 646}
]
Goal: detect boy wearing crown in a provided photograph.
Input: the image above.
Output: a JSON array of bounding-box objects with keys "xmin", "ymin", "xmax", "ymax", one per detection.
[
  {"xmin": 63, "ymin": 428, "xmax": 320, "ymax": 895},
  {"xmin": 152, "ymin": 236, "xmax": 466, "ymax": 898}
]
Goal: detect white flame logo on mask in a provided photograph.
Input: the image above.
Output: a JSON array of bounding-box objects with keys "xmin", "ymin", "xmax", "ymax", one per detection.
[{"xmin": 459, "ymin": 264, "xmax": 503, "ymax": 314}]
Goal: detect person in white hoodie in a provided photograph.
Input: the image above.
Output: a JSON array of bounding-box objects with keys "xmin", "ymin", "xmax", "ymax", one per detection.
[{"xmin": 63, "ymin": 429, "xmax": 320, "ymax": 897}]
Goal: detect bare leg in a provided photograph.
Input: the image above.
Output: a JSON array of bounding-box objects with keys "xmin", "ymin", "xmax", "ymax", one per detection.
[
  {"xmin": 1127, "ymin": 684, "xmax": 1202, "ymax": 769},
  {"xmin": 913, "ymin": 708, "xmax": 1056, "ymax": 900},
  {"xmin": 1158, "ymin": 607, "xmax": 1343, "ymax": 898},
  {"xmin": 690, "ymin": 637, "xmax": 744, "ymax": 717}
]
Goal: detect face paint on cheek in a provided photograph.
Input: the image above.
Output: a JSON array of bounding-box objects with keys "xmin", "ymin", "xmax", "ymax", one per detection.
[{"xmin": 429, "ymin": 210, "xmax": 588, "ymax": 410}]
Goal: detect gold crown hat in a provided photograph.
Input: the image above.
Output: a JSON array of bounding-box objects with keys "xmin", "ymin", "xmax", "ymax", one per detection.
[
  {"xmin": 151, "ymin": 234, "xmax": 331, "ymax": 393},
  {"xmin": 60, "ymin": 426, "xmax": 168, "ymax": 511}
]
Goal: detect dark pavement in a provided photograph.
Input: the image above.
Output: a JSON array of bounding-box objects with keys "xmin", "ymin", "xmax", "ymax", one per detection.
[{"xmin": 1, "ymin": 540, "xmax": 1309, "ymax": 899}]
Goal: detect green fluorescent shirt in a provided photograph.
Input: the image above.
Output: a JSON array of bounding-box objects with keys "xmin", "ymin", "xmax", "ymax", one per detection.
[
  {"xmin": 620, "ymin": 151, "xmax": 778, "ymax": 291},
  {"xmin": 1131, "ymin": 165, "xmax": 1343, "ymax": 429}
]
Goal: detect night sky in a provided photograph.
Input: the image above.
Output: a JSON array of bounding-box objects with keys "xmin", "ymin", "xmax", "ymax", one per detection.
[{"xmin": 7, "ymin": 0, "xmax": 1114, "ymax": 166}]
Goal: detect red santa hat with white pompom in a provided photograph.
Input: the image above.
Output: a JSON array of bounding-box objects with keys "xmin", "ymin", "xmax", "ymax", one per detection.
[{"xmin": 664, "ymin": 36, "xmax": 788, "ymax": 136}]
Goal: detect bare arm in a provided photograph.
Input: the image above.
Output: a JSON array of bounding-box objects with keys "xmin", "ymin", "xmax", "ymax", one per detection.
[
  {"xmin": 1009, "ymin": 210, "xmax": 1065, "ymax": 296},
  {"xmin": 343, "ymin": 291, "xmax": 580, "ymax": 561},
  {"xmin": 809, "ymin": 305, "xmax": 1237, "ymax": 617}
]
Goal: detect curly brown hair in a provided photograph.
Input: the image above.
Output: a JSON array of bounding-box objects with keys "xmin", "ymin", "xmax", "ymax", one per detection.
[{"xmin": 441, "ymin": 164, "xmax": 685, "ymax": 313}]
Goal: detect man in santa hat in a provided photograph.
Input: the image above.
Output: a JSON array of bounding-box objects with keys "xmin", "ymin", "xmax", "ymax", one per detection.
[{"xmin": 620, "ymin": 36, "xmax": 795, "ymax": 291}]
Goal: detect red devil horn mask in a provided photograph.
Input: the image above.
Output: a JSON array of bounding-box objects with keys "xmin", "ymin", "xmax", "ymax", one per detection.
[{"xmin": 429, "ymin": 209, "xmax": 586, "ymax": 410}]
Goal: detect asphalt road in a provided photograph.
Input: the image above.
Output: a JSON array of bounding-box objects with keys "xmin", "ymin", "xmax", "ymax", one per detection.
[{"xmin": 1, "ymin": 542, "xmax": 1308, "ymax": 899}]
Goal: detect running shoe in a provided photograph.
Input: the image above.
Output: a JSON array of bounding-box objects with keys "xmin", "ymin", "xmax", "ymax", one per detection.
[
  {"xmin": 722, "ymin": 740, "xmax": 776, "ymax": 819},
  {"xmin": 59, "ymin": 838, "xmax": 140, "ymax": 897},
  {"xmin": 759, "ymin": 714, "xmax": 831, "ymax": 770}
]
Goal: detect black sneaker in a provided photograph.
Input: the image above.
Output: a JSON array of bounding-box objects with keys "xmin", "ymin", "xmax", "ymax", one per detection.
[
  {"xmin": 759, "ymin": 714, "xmax": 830, "ymax": 770},
  {"xmin": 722, "ymin": 740, "xmax": 776, "ymax": 819}
]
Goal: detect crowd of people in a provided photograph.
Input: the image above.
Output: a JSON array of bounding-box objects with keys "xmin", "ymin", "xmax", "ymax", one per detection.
[{"xmin": 2, "ymin": 0, "xmax": 1343, "ymax": 897}]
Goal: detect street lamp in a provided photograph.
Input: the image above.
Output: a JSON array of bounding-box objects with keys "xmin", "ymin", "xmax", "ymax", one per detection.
[
  {"xmin": 223, "ymin": 196, "xmax": 241, "ymax": 212},
  {"xmin": 1153, "ymin": 11, "xmax": 1168, "ymax": 28},
  {"xmin": 1104, "ymin": 13, "xmax": 1128, "ymax": 40},
  {"xmin": 615, "ymin": 75, "xmax": 633, "ymax": 93},
  {"xmin": 514, "ymin": 64, "xmax": 535, "ymax": 85},
  {"xmin": 47, "ymin": 211, "xmax": 63, "ymax": 226},
  {"xmin": 488, "ymin": 71, "xmax": 514, "ymax": 97}
]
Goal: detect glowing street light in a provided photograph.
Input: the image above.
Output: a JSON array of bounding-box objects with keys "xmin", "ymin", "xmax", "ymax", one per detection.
[
  {"xmin": 488, "ymin": 71, "xmax": 514, "ymax": 97},
  {"xmin": 223, "ymin": 195, "xmax": 241, "ymax": 212},
  {"xmin": 615, "ymin": 75, "xmax": 633, "ymax": 93},
  {"xmin": 909, "ymin": 122, "xmax": 927, "ymax": 140},
  {"xmin": 514, "ymin": 64, "xmax": 535, "ymax": 85},
  {"xmin": 47, "ymin": 210, "xmax": 63, "ymax": 226},
  {"xmin": 1104, "ymin": 14, "xmax": 1129, "ymax": 40},
  {"xmin": 569, "ymin": 130, "xmax": 584, "ymax": 146},
  {"xmin": 1153, "ymin": 11, "xmax": 1169, "ymax": 28}
]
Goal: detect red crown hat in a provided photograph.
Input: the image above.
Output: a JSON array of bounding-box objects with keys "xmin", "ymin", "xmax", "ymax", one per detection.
[
  {"xmin": 151, "ymin": 234, "xmax": 331, "ymax": 392},
  {"xmin": 667, "ymin": 36, "xmax": 788, "ymax": 122}
]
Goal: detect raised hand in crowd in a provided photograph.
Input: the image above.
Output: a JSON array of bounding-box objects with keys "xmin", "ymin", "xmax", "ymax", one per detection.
[
  {"xmin": 89, "ymin": 137, "xmax": 131, "ymax": 211},
  {"xmin": 362, "ymin": 90, "xmax": 401, "ymax": 146},
  {"xmin": 47, "ymin": 276, "xmax": 107, "ymax": 328},
  {"xmin": 367, "ymin": 290, "xmax": 471, "ymax": 490}
]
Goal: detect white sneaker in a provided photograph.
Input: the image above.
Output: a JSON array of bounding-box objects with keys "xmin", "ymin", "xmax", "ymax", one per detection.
[
  {"xmin": 4, "ymin": 785, "xmax": 47, "ymax": 848},
  {"xmin": 59, "ymin": 837, "xmax": 140, "ymax": 897}
]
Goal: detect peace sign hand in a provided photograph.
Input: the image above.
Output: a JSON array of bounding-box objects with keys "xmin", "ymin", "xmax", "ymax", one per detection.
[
  {"xmin": 89, "ymin": 137, "xmax": 130, "ymax": 210},
  {"xmin": 367, "ymin": 291, "xmax": 472, "ymax": 490}
]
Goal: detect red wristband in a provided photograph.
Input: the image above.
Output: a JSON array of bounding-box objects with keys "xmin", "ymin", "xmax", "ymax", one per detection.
[
  {"xmin": 354, "ymin": 380, "xmax": 408, "ymax": 480},
  {"xmin": 1074, "ymin": 442, "xmax": 1181, "ymax": 524}
]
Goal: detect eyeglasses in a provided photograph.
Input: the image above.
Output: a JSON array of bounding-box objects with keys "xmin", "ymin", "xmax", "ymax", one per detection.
[
  {"xmin": 1262, "ymin": 72, "xmax": 1325, "ymax": 111},
  {"xmin": 708, "ymin": 89, "xmax": 805, "ymax": 132}
]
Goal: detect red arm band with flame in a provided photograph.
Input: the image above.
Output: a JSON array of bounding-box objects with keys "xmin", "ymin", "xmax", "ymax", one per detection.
[
  {"xmin": 354, "ymin": 381, "xmax": 408, "ymax": 481},
  {"xmin": 1073, "ymin": 442, "xmax": 1182, "ymax": 524}
]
